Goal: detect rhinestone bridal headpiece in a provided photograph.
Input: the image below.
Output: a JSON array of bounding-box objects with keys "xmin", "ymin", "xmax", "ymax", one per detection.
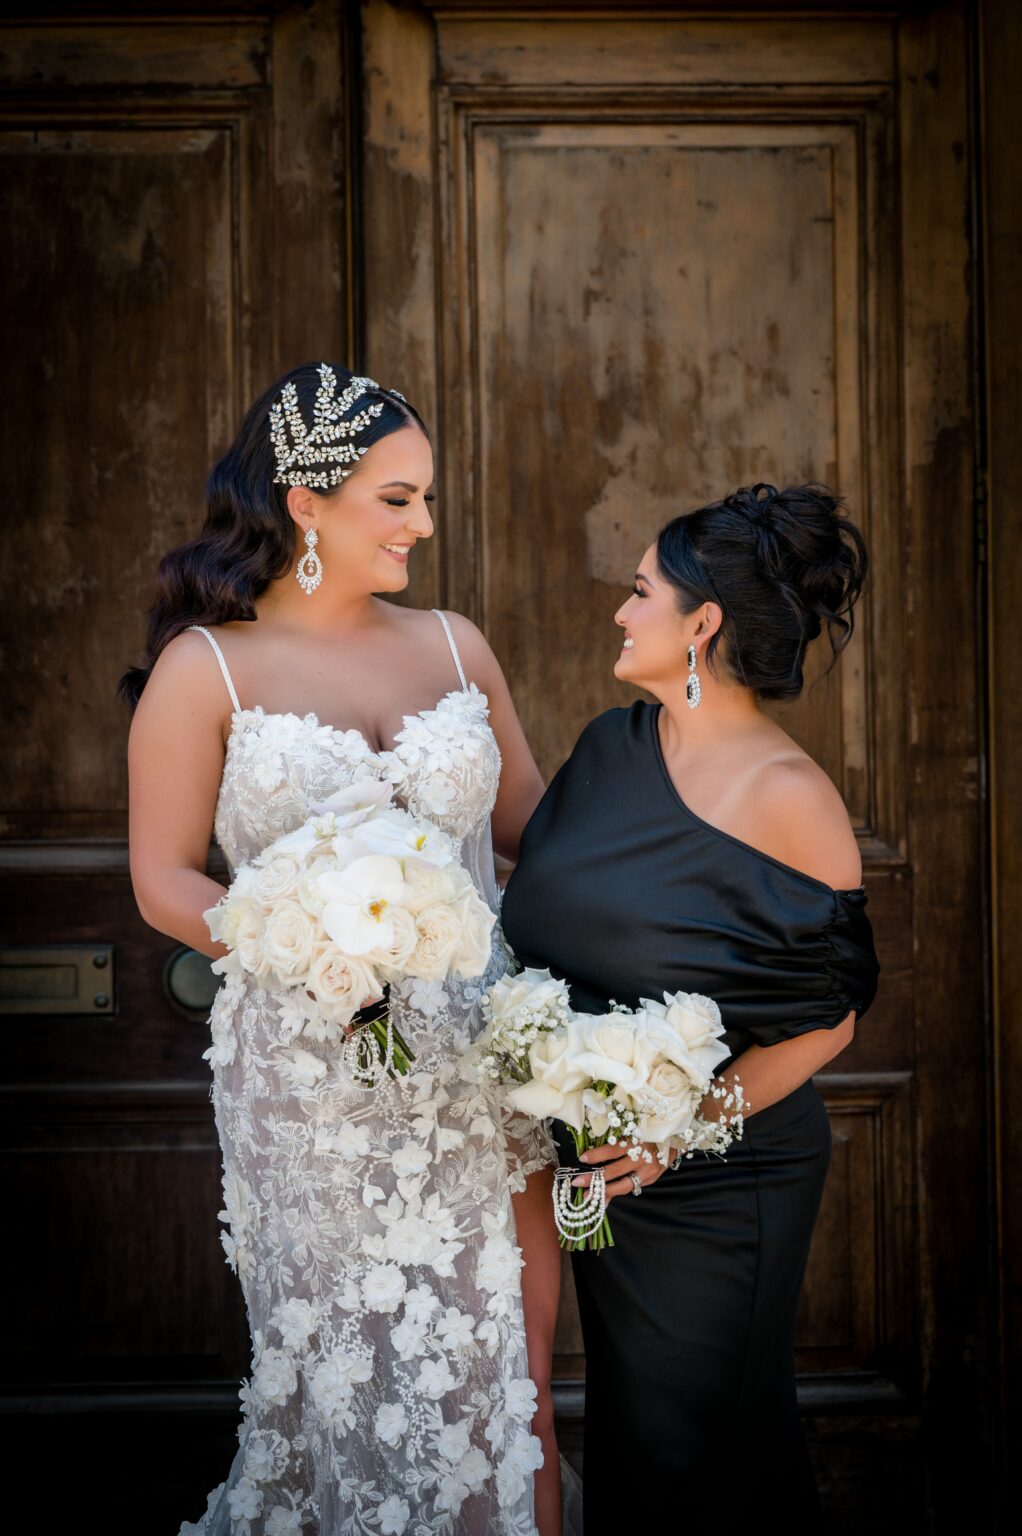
[{"xmin": 269, "ymin": 364, "xmax": 389, "ymax": 490}]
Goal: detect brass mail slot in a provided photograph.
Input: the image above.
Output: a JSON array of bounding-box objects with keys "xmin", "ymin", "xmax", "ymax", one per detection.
[{"xmin": 0, "ymin": 945, "xmax": 115, "ymax": 1014}]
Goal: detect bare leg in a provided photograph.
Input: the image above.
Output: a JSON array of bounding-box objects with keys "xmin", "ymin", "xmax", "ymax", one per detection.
[{"xmin": 513, "ymin": 1165, "xmax": 562, "ymax": 1536}]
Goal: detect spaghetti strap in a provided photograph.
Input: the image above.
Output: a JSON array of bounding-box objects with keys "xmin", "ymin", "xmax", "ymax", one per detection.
[
  {"xmin": 188, "ymin": 624, "xmax": 242, "ymax": 714},
  {"xmin": 431, "ymin": 609, "xmax": 469, "ymax": 692}
]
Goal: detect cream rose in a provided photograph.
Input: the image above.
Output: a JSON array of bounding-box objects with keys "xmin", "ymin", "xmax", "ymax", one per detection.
[
  {"xmin": 451, "ymin": 890, "xmax": 495, "ymax": 977},
  {"xmin": 637, "ymin": 1059, "xmax": 698, "ymax": 1142},
  {"xmin": 296, "ymin": 870, "xmax": 328, "ymax": 919},
  {"xmin": 488, "ymin": 968, "xmax": 570, "ymax": 1025},
  {"xmin": 506, "ymin": 1018, "xmax": 590, "ymax": 1129},
  {"xmin": 234, "ymin": 905, "xmax": 274, "ymax": 980},
  {"xmin": 306, "ymin": 946, "xmax": 381, "ymax": 1020},
  {"xmin": 408, "ymin": 904, "xmax": 462, "ymax": 980},
  {"xmin": 253, "ymin": 853, "xmax": 303, "ymax": 906},
  {"xmin": 362, "ymin": 904, "xmax": 418, "ymax": 974},
  {"xmin": 570, "ymin": 1012, "xmax": 646, "ymax": 1095},
  {"xmin": 640, "ymin": 990, "xmax": 730, "ymax": 1085},
  {"xmin": 261, "ymin": 900, "xmax": 317, "ymax": 981},
  {"xmin": 401, "ymin": 860, "xmax": 449, "ymax": 916}
]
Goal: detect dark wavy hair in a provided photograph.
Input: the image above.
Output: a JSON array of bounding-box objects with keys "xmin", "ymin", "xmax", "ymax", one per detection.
[
  {"xmin": 119, "ymin": 363, "xmax": 426, "ymax": 710},
  {"xmin": 655, "ymin": 482, "xmax": 868, "ymax": 700}
]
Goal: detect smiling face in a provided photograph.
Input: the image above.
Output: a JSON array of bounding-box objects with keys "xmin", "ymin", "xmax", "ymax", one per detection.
[
  {"xmin": 613, "ymin": 544, "xmax": 692, "ymax": 691},
  {"xmin": 288, "ymin": 424, "xmax": 435, "ymax": 595}
]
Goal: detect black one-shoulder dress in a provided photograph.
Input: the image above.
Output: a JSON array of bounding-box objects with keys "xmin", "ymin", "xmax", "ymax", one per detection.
[{"xmin": 501, "ymin": 703, "xmax": 879, "ymax": 1528}]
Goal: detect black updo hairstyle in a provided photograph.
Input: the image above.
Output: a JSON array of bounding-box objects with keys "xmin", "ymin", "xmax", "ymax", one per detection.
[
  {"xmin": 119, "ymin": 363, "xmax": 426, "ymax": 710},
  {"xmin": 655, "ymin": 483, "xmax": 868, "ymax": 700}
]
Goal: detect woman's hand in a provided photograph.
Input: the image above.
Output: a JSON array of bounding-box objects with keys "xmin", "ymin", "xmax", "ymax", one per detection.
[{"xmin": 573, "ymin": 1141, "xmax": 667, "ymax": 1203}]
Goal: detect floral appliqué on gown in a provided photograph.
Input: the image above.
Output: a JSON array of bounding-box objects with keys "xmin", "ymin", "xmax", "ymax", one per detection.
[{"xmin": 180, "ymin": 619, "xmax": 553, "ymax": 1536}]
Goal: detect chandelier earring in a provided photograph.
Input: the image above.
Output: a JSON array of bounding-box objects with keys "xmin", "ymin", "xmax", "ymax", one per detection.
[
  {"xmin": 296, "ymin": 527, "xmax": 324, "ymax": 596},
  {"xmin": 686, "ymin": 643, "xmax": 702, "ymax": 709}
]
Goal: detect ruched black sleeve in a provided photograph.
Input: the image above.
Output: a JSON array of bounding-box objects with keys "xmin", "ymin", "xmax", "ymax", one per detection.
[
  {"xmin": 501, "ymin": 702, "xmax": 880, "ymax": 1062},
  {"xmin": 743, "ymin": 887, "xmax": 879, "ymax": 1048}
]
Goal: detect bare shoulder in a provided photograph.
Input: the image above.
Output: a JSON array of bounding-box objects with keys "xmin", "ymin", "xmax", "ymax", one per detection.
[
  {"xmin": 132, "ymin": 628, "xmax": 235, "ymax": 735},
  {"xmin": 435, "ymin": 610, "xmax": 503, "ymax": 685},
  {"xmin": 749, "ymin": 752, "xmax": 862, "ymax": 891}
]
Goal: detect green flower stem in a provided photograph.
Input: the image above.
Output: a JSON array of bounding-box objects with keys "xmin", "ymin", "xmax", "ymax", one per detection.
[
  {"xmin": 560, "ymin": 1125, "xmax": 616, "ymax": 1254},
  {"xmin": 367, "ymin": 1013, "xmax": 414, "ymax": 1077}
]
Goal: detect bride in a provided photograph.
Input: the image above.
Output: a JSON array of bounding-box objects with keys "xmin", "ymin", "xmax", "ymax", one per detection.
[{"xmin": 122, "ymin": 364, "xmax": 563, "ymax": 1535}]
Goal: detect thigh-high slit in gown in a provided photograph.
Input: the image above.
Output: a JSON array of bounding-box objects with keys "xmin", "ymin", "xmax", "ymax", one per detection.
[{"xmin": 500, "ymin": 703, "xmax": 879, "ymax": 1530}]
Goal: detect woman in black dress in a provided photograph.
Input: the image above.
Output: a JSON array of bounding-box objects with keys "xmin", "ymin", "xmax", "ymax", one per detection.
[{"xmin": 501, "ymin": 483, "xmax": 879, "ymax": 1529}]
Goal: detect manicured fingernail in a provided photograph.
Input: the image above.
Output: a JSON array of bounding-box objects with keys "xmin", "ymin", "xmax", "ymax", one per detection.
[{"xmin": 572, "ymin": 1176, "xmax": 588, "ymax": 1188}]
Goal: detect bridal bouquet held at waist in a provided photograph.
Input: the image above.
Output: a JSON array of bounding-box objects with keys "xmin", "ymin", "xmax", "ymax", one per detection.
[
  {"xmin": 477, "ymin": 968, "xmax": 746, "ymax": 1250},
  {"xmin": 203, "ymin": 780, "xmax": 495, "ymax": 1089}
]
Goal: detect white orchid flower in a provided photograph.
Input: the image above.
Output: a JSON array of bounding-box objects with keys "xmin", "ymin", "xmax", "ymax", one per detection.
[
  {"xmin": 318, "ymin": 855, "xmax": 410, "ymax": 956},
  {"xmin": 349, "ymin": 811, "xmax": 454, "ymax": 868},
  {"xmin": 309, "ymin": 779, "xmax": 396, "ymax": 828}
]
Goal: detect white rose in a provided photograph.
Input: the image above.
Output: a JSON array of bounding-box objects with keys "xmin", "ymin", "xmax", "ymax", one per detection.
[
  {"xmin": 488, "ymin": 968, "xmax": 570, "ymax": 1025},
  {"xmin": 296, "ymin": 867, "xmax": 329, "ymax": 919},
  {"xmin": 401, "ymin": 860, "xmax": 448, "ymax": 915},
  {"xmin": 205, "ymin": 891, "xmax": 254, "ymax": 952},
  {"xmin": 261, "ymin": 901, "xmax": 317, "ymax": 982},
  {"xmin": 408, "ymin": 904, "xmax": 462, "ymax": 981},
  {"xmin": 253, "ymin": 853, "xmax": 303, "ymax": 906},
  {"xmin": 306, "ymin": 947, "xmax": 380, "ymax": 1020},
  {"xmin": 362, "ymin": 904, "xmax": 418, "ymax": 973},
  {"xmin": 233, "ymin": 905, "xmax": 274, "ymax": 980},
  {"xmin": 451, "ymin": 891, "xmax": 495, "ymax": 978},
  {"xmin": 505, "ymin": 1018, "xmax": 590, "ymax": 1129},
  {"xmin": 570, "ymin": 1012, "xmax": 647, "ymax": 1096},
  {"xmin": 639, "ymin": 990, "xmax": 729, "ymax": 1085},
  {"xmin": 637, "ymin": 1059, "xmax": 698, "ymax": 1142}
]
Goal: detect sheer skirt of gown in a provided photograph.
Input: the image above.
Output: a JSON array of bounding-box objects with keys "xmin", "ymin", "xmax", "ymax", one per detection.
[{"xmin": 178, "ymin": 615, "xmax": 556, "ymax": 1536}]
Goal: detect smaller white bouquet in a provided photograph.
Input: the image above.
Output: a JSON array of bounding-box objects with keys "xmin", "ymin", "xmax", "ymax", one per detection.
[
  {"xmin": 478, "ymin": 969, "xmax": 746, "ymax": 1250},
  {"xmin": 204, "ymin": 780, "xmax": 495, "ymax": 1089}
]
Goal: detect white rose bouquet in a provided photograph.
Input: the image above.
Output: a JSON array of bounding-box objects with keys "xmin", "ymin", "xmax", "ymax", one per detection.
[
  {"xmin": 204, "ymin": 780, "xmax": 495, "ymax": 1088},
  {"xmin": 478, "ymin": 969, "xmax": 746, "ymax": 1250}
]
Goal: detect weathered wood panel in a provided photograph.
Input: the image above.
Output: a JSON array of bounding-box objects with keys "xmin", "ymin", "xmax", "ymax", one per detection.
[{"xmin": 981, "ymin": 0, "xmax": 1022, "ymax": 1485}]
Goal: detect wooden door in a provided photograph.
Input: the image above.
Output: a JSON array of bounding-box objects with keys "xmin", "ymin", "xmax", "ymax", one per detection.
[
  {"xmin": 362, "ymin": 1, "xmax": 989, "ymax": 1522},
  {"xmin": 0, "ymin": 1, "xmax": 352, "ymax": 1522}
]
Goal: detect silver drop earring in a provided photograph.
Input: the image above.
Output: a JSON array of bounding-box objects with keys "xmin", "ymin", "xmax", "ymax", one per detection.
[
  {"xmin": 296, "ymin": 527, "xmax": 323, "ymax": 596},
  {"xmin": 686, "ymin": 644, "xmax": 702, "ymax": 709}
]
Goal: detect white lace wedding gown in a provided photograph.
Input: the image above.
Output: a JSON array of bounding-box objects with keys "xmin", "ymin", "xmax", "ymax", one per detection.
[{"xmin": 180, "ymin": 614, "xmax": 554, "ymax": 1536}]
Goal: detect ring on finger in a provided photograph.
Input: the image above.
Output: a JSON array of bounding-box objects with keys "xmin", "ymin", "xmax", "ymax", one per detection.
[{"xmin": 629, "ymin": 1171, "xmax": 643, "ymax": 1197}]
